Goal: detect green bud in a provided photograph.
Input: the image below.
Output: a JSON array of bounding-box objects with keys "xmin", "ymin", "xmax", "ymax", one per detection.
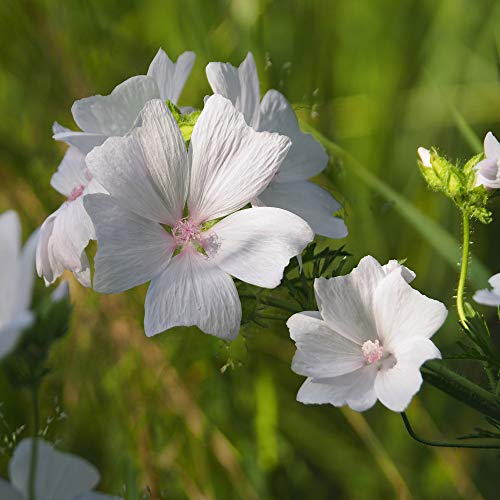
[
  {"xmin": 166, "ymin": 100, "xmax": 200, "ymax": 144},
  {"xmin": 417, "ymin": 147, "xmax": 491, "ymax": 223}
]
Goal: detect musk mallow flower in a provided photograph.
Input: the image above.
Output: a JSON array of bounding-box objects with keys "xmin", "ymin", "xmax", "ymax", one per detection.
[
  {"xmin": 0, "ymin": 438, "xmax": 121, "ymax": 500},
  {"xmin": 83, "ymin": 95, "xmax": 314, "ymax": 339},
  {"xmin": 53, "ymin": 48, "xmax": 195, "ymax": 154},
  {"xmin": 287, "ymin": 256, "xmax": 447, "ymax": 412},
  {"xmin": 206, "ymin": 53, "xmax": 347, "ymax": 240},
  {"xmin": 36, "ymin": 147, "xmax": 106, "ymax": 287},
  {"xmin": 473, "ymin": 273, "xmax": 500, "ymax": 307},
  {"xmin": 475, "ymin": 132, "xmax": 500, "ymax": 190},
  {"xmin": 0, "ymin": 211, "xmax": 37, "ymax": 359}
]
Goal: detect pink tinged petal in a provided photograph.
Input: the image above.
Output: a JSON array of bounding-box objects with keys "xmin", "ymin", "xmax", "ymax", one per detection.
[
  {"xmin": 147, "ymin": 48, "xmax": 195, "ymax": 103},
  {"xmin": 259, "ymin": 90, "xmax": 328, "ymax": 182},
  {"xmin": 296, "ymin": 364, "xmax": 378, "ymax": 412},
  {"xmin": 287, "ymin": 311, "xmax": 365, "ymax": 378},
  {"xmin": 50, "ymin": 147, "xmax": 89, "ymax": 197},
  {"xmin": 314, "ymin": 256, "xmax": 386, "ymax": 344},
  {"xmin": 84, "ymin": 194, "xmax": 175, "ymax": 294},
  {"xmin": 206, "ymin": 52, "xmax": 261, "ymax": 128},
  {"xmin": 381, "ymin": 259, "xmax": 415, "ymax": 283},
  {"xmin": 188, "ymin": 95, "xmax": 291, "ymax": 224},
  {"xmin": 0, "ymin": 479, "xmax": 24, "ymax": 500},
  {"xmin": 374, "ymin": 337, "xmax": 441, "ymax": 412},
  {"xmin": 145, "ymin": 248, "xmax": 241, "ymax": 340},
  {"xmin": 484, "ymin": 131, "xmax": 500, "ymax": 159},
  {"xmin": 0, "ymin": 211, "xmax": 21, "ymax": 322},
  {"xmin": 9, "ymin": 438, "xmax": 100, "ymax": 500},
  {"xmin": 373, "ymin": 270, "xmax": 447, "ymax": 350},
  {"xmin": 72, "ymin": 75, "xmax": 160, "ymax": 136},
  {"xmin": 209, "ymin": 207, "xmax": 313, "ymax": 288},
  {"xmin": 86, "ymin": 99, "xmax": 188, "ymax": 225},
  {"xmin": 256, "ymin": 180, "xmax": 348, "ymax": 239},
  {"xmin": 0, "ymin": 311, "xmax": 34, "ymax": 359}
]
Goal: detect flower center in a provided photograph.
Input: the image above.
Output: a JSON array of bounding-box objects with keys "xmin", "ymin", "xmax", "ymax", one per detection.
[
  {"xmin": 361, "ymin": 339, "xmax": 384, "ymax": 364},
  {"xmin": 172, "ymin": 218, "xmax": 202, "ymax": 246},
  {"xmin": 68, "ymin": 184, "xmax": 85, "ymax": 201}
]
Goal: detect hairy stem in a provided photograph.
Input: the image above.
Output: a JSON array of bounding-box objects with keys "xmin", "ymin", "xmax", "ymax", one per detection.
[
  {"xmin": 456, "ymin": 212, "xmax": 470, "ymax": 330},
  {"xmin": 28, "ymin": 383, "xmax": 40, "ymax": 500}
]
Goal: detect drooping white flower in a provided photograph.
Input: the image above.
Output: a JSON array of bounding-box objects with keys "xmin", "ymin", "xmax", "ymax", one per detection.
[
  {"xmin": 84, "ymin": 95, "xmax": 314, "ymax": 339},
  {"xmin": 206, "ymin": 53, "xmax": 347, "ymax": 239},
  {"xmin": 0, "ymin": 211, "xmax": 37, "ymax": 359},
  {"xmin": 36, "ymin": 147, "xmax": 106, "ymax": 287},
  {"xmin": 0, "ymin": 438, "xmax": 121, "ymax": 500},
  {"xmin": 473, "ymin": 273, "xmax": 500, "ymax": 307},
  {"xmin": 474, "ymin": 132, "xmax": 500, "ymax": 190},
  {"xmin": 53, "ymin": 48, "xmax": 195, "ymax": 154},
  {"xmin": 287, "ymin": 256, "xmax": 447, "ymax": 412}
]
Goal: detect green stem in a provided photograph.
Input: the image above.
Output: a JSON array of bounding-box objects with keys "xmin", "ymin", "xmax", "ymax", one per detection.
[
  {"xmin": 28, "ymin": 383, "xmax": 40, "ymax": 500},
  {"xmin": 422, "ymin": 361, "xmax": 500, "ymax": 420},
  {"xmin": 401, "ymin": 412, "xmax": 500, "ymax": 449},
  {"xmin": 456, "ymin": 212, "xmax": 470, "ymax": 330}
]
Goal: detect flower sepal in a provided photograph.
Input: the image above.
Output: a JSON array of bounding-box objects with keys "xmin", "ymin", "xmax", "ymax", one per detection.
[{"xmin": 166, "ymin": 100, "xmax": 200, "ymax": 144}]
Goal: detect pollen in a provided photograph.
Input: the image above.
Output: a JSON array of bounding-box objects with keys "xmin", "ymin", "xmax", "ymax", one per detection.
[{"xmin": 361, "ymin": 339, "xmax": 384, "ymax": 364}]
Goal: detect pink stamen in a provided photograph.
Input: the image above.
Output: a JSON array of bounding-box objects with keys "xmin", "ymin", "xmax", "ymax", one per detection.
[
  {"xmin": 361, "ymin": 339, "xmax": 384, "ymax": 364},
  {"xmin": 172, "ymin": 218, "xmax": 202, "ymax": 246},
  {"xmin": 68, "ymin": 184, "xmax": 85, "ymax": 201}
]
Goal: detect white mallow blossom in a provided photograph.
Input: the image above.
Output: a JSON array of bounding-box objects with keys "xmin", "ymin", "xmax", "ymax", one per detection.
[
  {"xmin": 0, "ymin": 438, "xmax": 121, "ymax": 500},
  {"xmin": 0, "ymin": 211, "xmax": 37, "ymax": 359},
  {"xmin": 287, "ymin": 256, "xmax": 447, "ymax": 412},
  {"xmin": 84, "ymin": 96, "xmax": 314, "ymax": 339},
  {"xmin": 36, "ymin": 147, "xmax": 106, "ymax": 287},
  {"xmin": 53, "ymin": 48, "xmax": 195, "ymax": 154},
  {"xmin": 473, "ymin": 273, "xmax": 500, "ymax": 307},
  {"xmin": 475, "ymin": 132, "xmax": 500, "ymax": 190},
  {"xmin": 206, "ymin": 53, "xmax": 347, "ymax": 240}
]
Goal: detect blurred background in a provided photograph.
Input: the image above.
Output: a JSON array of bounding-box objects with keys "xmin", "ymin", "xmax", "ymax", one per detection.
[{"xmin": 1, "ymin": 0, "xmax": 499, "ymax": 498}]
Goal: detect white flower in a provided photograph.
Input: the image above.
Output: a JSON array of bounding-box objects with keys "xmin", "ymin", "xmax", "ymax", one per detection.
[
  {"xmin": 36, "ymin": 147, "xmax": 106, "ymax": 287},
  {"xmin": 0, "ymin": 438, "xmax": 121, "ymax": 500},
  {"xmin": 53, "ymin": 48, "xmax": 195, "ymax": 154},
  {"xmin": 474, "ymin": 132, "xmax": 500, "ymax": 190},
  {"xmin": 473, "ymin": 273, "xmax": 500, "ymax": 307},
  {"xmin": 417, "ymin": 147, "xmax": 431, "ymax": 167},
  {"xmin": 206, "ymin": 53, "xmax": 347, "ymax": 239},
  {"xmin": 287, "ymin": 256, "xmax": 447, "ymax": 412},
  {"xmin": 0, "ymin": 211, "xmax": 37, "ymax": 359},
  {"xmin": 83, "ymin": 96, "xmax": 314, "ymax": 339}
]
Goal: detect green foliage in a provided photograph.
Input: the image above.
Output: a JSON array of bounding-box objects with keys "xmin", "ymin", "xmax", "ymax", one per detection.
[{"xmin": 167, "ymin": 100, "xmax": 200, "ymax": 144}]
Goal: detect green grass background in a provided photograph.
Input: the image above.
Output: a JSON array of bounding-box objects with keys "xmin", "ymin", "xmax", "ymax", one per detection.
[{"xmin": 1, "ymin": 0, "xmax": 500, "ymax": 498}]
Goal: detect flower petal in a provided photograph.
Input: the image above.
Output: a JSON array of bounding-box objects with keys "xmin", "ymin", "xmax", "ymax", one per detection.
[
  {"xmin": 188, "ymin": 95, "xmax": 291, "ymax": 224},
  {"xmin": 50, "ymin": 147, "xmax": 89, "ymax": 197},
  {"xmin": 145, "ymin": 247, "xmax": 241, "ymax": 340},
  {"xmin": 9, "ymin": 438, "xmax": 100, "ymax": 500},
  {"xmin": 74, "ymin": 493, "xmax": 123, "ymax": 500},
  {"xmin": 473, "ymin": 289, "xmax": 500, "ymax": 307},
  {"xmin": 206, "ymin": 52, "xmax": 260, "ymax": 128},
  {"xmin": 84, "ymin": 194, "xmax": 175, "ymax": 294},
  {"xmin": 0, "ymin": 479, "xmax": 24, "ymax": 500},
  {"xmin": 374, "ymin": 337, "xmax": 441, "ymax": 412},
  {"xmin": 16, "ymin": 229, "xmax": 38, "ymax": 314},
  {"xmin": 288, "ymin": 311, "xmax": 365, "ymax": 378},
  {"xmin": 381, "ymin": 259, "xmax": 415, "ymax": 283},
  {"xmin": 373, "ymin": 270, "xmax": 447, "ymax": 350},
  {"xmin": 147, "ymin": 48, "xmax": 195, "ymax": 103},
  {"xmin": 256, "ymin": 180, "xmax": 347, "ymax": 239},
  {"xmin": 72, "ymin": 75, "xmax": 160, "ymax": 136},
  {"xmin": 0, "ymin": 211, "xmax": 21, "ymax": 322},
  {"xmin": 0, "ymin": 311, "xmax": 34, "ymax": 359},
  {"xmin": 489, "ymin": 273, "xmax": 500, "ymax": 289},
  {"xmin": 259, "ymin": 90, "xmax": 328, "ymax": 182},
  {"xmin": 53, "ymin": 124, "xmax": 107, "ymax": 155},
  {"xmin": 86, "ymin": 99, "xmax": 188, "ymax": 225},
  {"xmin": 484, "ymin": 131, "xmax": 500, "ymax": 159},
  {"xmin": 209, "ymin": 207, "xmax": 313, "ymax": 288},
  {"xmin": 296, "ymin": 364, "xmax": 378, "ymax": 411},
  {"xmin": 314, "ymin": 256, "xmax": 386, "ymax": 344}
]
